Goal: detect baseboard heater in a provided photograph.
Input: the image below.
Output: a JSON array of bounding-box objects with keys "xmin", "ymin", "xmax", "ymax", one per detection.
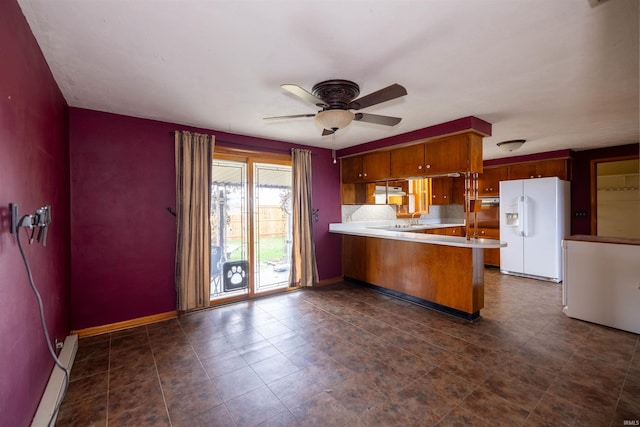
[{"xmin": 31, "ymin": 334, "xmax": 78, "ymax": 427}]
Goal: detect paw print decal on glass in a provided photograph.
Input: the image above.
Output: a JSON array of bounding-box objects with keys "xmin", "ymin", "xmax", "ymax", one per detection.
[{"xmin": 227, "ymin": 265, "xmax": 245, "ymax": 285}]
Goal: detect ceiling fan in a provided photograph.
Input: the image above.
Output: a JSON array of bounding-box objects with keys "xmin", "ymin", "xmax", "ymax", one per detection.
[{"xmin": 264, "ymin": 79, "xmax": 407, "ymax": 136}]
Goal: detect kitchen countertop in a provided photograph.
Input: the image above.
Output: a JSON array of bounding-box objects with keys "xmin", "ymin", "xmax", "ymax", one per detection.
[{"xmin": 329, "ymin": 221, "xmax": 506, "ymax": 249}]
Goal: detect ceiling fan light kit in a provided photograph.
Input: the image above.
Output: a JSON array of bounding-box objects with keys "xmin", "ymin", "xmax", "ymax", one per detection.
[
  {"xmin": 497, "ymin": 139, "xmax": 526, "ymax": 152},
  {"xmin": 265, "ymin": 79, "xmax": 407, "ymax": 136},
  {"xmin": 314, "ymin": 109, "xmax": 355, "ymax": 131}
]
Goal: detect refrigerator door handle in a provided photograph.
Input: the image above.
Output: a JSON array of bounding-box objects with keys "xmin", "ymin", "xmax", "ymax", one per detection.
[
  {"xmin": 562, "ymin": 240, "xmax": 568, "ymax": 306},
  {"xmin": 517, "ymin": 196, "xmax": 526, "ymax": 237}
]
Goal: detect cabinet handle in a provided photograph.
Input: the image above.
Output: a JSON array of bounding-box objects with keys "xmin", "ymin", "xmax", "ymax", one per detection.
[
  {"xmin": 363, "ymin": 173, "xmax": 368, "ymax": 177},
  {"xmin": 426, "ymin": 165, "xmax": 431, "ymax": 169},
  {"xmin": 418, "ymin": 165, "xmax": 423, "ymax": 170},
  {"xmin": 443, "ymin": 195, "xmax": 447, "ymax": 199}
]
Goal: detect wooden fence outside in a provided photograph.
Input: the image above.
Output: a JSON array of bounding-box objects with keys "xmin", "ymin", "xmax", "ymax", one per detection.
[{"xmin": 223, "ymin": 205, "xmax": 288, "ymax": 240}]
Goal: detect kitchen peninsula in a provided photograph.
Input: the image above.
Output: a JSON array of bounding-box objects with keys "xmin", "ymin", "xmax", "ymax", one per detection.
[
  {"xmin": 334, "ymin": 128, "xmax": 506, "ymax": 320},
  {"xmin": 330, "ymin": 222, "xmax": 506, "ymax": 321}
]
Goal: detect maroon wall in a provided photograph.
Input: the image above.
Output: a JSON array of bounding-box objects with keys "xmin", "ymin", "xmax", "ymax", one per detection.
[
  {"xmin": 0, "ymin": 1, "xmax": 70, "ymax": 426},
  {"xmin": 69, "ymin": 108, "xmax": 342, "ymax": 330},
  {"xmin": 570, "ymin": 143, "xmax": 639, "ymax": 235}
]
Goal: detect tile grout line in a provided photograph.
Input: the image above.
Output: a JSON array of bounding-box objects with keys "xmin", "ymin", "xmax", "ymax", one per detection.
[
  {"xmin": 105, "ymin": 333, "xmax": 111, "ymax": 427},
  {"xmin": 153, "ymin": 324, "xmax": 176, "ymax": 427}
]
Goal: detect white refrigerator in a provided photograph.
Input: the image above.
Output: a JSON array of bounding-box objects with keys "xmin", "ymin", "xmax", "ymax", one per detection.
[{"xmin": 499, "ymin": 177, "xmax": 570, "ymax": 282}]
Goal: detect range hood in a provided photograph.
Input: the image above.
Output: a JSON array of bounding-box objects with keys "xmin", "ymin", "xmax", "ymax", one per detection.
[
  {"xmin": 479, "ymin": 197, "xmax": 499, "ymax": 206},
  {"xmin": 373, "ymin": 185, "xmax": 406, "ymax": 196}
]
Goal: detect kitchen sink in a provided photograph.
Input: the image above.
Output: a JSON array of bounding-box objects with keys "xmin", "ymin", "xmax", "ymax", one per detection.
[
  {"xmin": 368, "ymin": 224, "xmax": 431, "ymax": 231},
  {"xmin": 367, "ymin": 223, "xmax": 464, "ymax": 232}
]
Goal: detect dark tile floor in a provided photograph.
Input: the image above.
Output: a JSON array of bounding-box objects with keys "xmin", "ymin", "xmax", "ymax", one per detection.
[{"xmin": 57, "ymin": 269, "xmax": 639, "ymax": 426}]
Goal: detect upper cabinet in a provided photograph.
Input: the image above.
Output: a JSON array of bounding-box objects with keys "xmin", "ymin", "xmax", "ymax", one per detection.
[
  {"xmin": 430, "ymin": 177, "xmax": 451, "ymax": 205},
  {"xmin": 430, "ymin": 176, "xmax": 466, "ymax": 205},
  {"xmin": 425, "ymin": 133, "xmax": 483, "ymax": 175},
  {"xmin": 341, "ymin": 131, "xmax": 484, "ymax": 187},
  {"xmin": 478, "ymin": 166, "xmax": 508, "ymax": 196},
  {"xmin": 507, "ymin": 158, "xmax": 571, "ymax": 181},
  {"xmin": 387, "ymin": 132, "xmax": 485, "ymax": 180},
  {"xmin": 390, "ymin": 144, "xmax": 426, "ymax": 177},
  {"xmin": 341, "ymin": 151, "xmax": 391, "ymax": 183}
]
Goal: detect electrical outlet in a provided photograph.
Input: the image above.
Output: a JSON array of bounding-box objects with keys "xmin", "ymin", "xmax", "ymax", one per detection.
[{"xmin": 55, "ymin": 339, "xmax": 63, "ymax": 350}]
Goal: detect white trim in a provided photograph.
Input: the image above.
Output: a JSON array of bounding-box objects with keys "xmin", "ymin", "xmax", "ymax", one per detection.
[{"xmin": 31, "ymin": 335, "xmax": 78, "ymax": 427}]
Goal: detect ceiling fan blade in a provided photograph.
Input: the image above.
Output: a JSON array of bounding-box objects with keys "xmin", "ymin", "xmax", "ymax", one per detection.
[
  {"xmin": 263, "ymin": 114, "xmax": 316, "ymax": 120},
  {"xmin": 354, "ymin": 112, "xmax": 402, "ymax": 126},
  {"xmin": 281, "ymin": 84, "xmax": 327, "ymax": 107},
  {"xmin": 348, "ymin": 83, "xmax": 407, "ymax": 110},
  {"xmin": 322, "ymin": 129, "xmax": 335, "ymax": 136}
]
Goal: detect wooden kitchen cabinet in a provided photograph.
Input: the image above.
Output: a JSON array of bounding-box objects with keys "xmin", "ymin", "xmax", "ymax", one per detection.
[
  {"xmin": 342, "ymin": 235, "xmax": 367, "ymax": 280},
  {"xmin": 425, "ymin": 133, "xmax": 483, "ymax": 175},
  {"xmin": 341, "ymin": 235, "xmax": 485, "ymax": 318},
  {"xmin": 429, "ymin": 176, "xmax": 465, "ymax": 206},
  {"xmin": 447, "ymin": 226, "xmax": 466, "ymax": 237},
  {"xmin": 424, "ymin": 228, "xmax": 447, "ymax": 235},
  {"xmin": 341, "ymin": 156, "xmax": 362, "ymax": 183},
  {"xmin": 450, "ymin": 176, "xmax": 466, "ymax": 204},
  {"xmin": 341, "ymin": 151, "xmax": 391, "ymax": 183},
  {"xmin": 507, "ymin": 159, "xmax": 571, "ymax": 181},
  {"xmin": 390, "ymin": 143, "xmax": 426, "ymax": 177},
  {"xmin": 484, "ymin": 247, "xmax": 500, "ymax": 267},
  {"xmin": 425, "ymin": 226, "xmax": 466, "ymax": 237},
  {"xmin": 478, "ymin": 166, "xmax": 508, "ymax": 196},
  {"xmin": 430, "ymin": 177, "xmax": 451, "ymax": 205},
  {"xmin": 535, "ymin": 158, "xmax": 571, "ymax": 180},
  {"xmin": 342, "ymin": 131, "xmax": 486, "ymax": 184},
  {"xmin": 341, "ymin": 182, "xmax": 375, "ymax": 205}
]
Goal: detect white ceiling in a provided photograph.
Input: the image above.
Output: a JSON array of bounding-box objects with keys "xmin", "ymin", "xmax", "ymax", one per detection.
[{"xmin": 18, "ymin": 0, "xmax": 639, "ymax": 160}]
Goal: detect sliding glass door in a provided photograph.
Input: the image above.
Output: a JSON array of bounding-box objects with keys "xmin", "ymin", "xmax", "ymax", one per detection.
[
  {"xmin": 210, "ymin": 152, "xmax": 292, "ymax": 302},
  {"xmin": 210, "ymin": 159, "xmax": 249, "ymax": 300},
  {"xmin": 253, "ymin": 163, "xmax": 292, "ymax": 293}
]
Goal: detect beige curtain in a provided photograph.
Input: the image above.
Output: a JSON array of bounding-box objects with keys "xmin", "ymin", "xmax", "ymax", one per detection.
[
  {"xmin": 289, "ymin": 148, "xmax": 319, "ymax": 287},
  {"xmin": 175, "ymin": 131, "xmax": 214, "ymax": 311}
]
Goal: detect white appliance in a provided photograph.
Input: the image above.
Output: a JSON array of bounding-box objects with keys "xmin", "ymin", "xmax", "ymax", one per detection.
[
  {"xmin": 499, "ymin": 177, "xmax": 570, "ymax": 282},
  {"xmin": 562, "ymin": 238, "xmax": 640, "ymax": 334}
]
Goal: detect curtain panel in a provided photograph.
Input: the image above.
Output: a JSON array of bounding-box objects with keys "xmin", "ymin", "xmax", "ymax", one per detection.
[
  {"xmin": 175, "ymin": 131, "xmax": 214, "ymax": 311},
  {"xmin": 289, "ymin": 148, "xmax": 319, "ymax": 287}
]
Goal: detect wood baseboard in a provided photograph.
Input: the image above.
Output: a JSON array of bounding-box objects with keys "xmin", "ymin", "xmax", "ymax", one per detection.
[
  {"xmin": 71, "ymin": 311, "xmax": 178, "ymax": 338},
  {"xmin": 314, "ymin": 276, "xmax": 344, "ymax": 286}
]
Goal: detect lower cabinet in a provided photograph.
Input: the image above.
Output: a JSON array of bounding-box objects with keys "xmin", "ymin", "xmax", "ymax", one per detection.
[
  {"xmin": 341, "ymin": 235, "xmax": 484, "ymax": 316},
  {"xmin": 484, "ymin": 247, "xmax": 500, "ymax": 267},
  {"xmin": 476, "ymin": 227, "xmax": 500, "ymax": 267},
  {"xmin": 342, "ymin": 235, "xmax": 367, "ymax": 279},
  {"xmin": 424, "ymin": 226, "xmax": 466, "ymax": 237}
]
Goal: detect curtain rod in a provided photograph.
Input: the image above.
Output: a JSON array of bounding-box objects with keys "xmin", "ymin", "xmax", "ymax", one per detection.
[{"xmin": 169, "ymin": 131, "xmax": 308, "ymax": 155}]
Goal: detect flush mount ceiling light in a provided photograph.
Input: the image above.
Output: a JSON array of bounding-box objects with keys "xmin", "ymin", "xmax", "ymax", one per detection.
[
  {"xmin": 314, "ymin": 109, "xmax": 355, "ymax": 131},
  {"xmin": 497, "ymin": 139, "xmax": 526, "ymax": 152}
]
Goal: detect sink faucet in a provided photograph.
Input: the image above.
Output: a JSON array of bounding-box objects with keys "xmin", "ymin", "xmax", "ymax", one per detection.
[{"xmin": 411, "ymin": 212, "xmax": 421, "ymax": 225}]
